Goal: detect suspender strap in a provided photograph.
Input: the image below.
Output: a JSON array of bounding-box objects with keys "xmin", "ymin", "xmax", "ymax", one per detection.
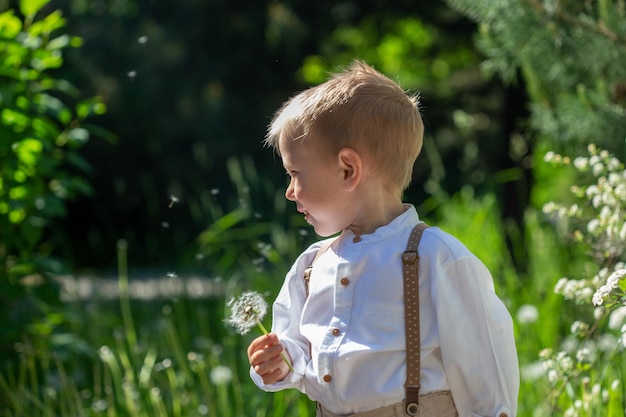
[
  {"xmin": 402, "ymin": 223, "xmax": 429, "ymax": 416},
  {"xmin": 304, "ymin": 239, "xmax": 335, "ymax": 296}
]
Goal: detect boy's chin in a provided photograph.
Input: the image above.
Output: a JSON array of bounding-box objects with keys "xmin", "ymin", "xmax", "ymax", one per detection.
[{"xmin": 312, "ymin": 224, "xmax": 341, "ymax": 238}]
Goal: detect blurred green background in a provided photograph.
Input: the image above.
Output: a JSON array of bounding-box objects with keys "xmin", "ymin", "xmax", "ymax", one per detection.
[{"xmin": 1, "ymin": 0, "xmax": 625, "ymax": 415}]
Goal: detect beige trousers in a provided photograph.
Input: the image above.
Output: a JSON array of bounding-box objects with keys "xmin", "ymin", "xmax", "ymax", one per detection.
[{"xmin": 316, "ymin": 391, "xmax": 458, "ymax": 417}]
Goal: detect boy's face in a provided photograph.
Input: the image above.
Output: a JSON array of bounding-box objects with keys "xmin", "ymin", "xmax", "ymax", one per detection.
[{"xmin": 279, "ymin": 134, "xmax": 354, "ymax": 237}]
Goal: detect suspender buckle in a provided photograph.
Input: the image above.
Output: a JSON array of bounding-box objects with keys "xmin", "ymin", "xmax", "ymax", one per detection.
[{"xmin": 402, "ymin": 251, "xmax": 419, "ymax": 265}]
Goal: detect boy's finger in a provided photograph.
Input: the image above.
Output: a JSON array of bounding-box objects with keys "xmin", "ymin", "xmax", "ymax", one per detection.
[{"xmin": 247, "ymin": 333, "xmax": 279, "ymax": 357}]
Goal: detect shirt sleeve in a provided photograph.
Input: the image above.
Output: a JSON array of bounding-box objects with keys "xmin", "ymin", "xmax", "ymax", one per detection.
[
  {"xmin": 249, "ymin": 242, "xmax": 322, "ymax": 393},
  {"xmin": 433, "ymin": 256, "xmax": 520, "ymax": 417}
]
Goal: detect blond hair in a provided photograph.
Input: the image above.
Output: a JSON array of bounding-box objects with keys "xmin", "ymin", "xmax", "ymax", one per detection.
[{"xmin": 265, "ymin": 60, "xmax": 424, "ymax": 194}]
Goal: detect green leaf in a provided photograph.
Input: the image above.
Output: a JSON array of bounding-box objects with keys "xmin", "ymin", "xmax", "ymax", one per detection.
[
  {"xmin": 20, "ymin": 0, "xmax": 50, "ymax": 18},
  {"xmin": 46, "ymin": 34, "xmax": 70, "ymax": 50},
  {"xmin": 31, "ymin": 49, "xmax": 63, "ymax": 71},
  {"xmin": 76, "ymin": 97, "xmax": 107, "ymax": 119},
  {"xmin": 12, "ymin": 138, "xmax": 43, "ymax": 167},
  {"xmin": 2, "ymin": 108, "xmax": 30, "ymax": 131},
  {"xmin": 0, "ymin": 10, "xmax": 23, "ymax": 37},
  {"xmin": 28, "ymin": 10, "xmax": 65, "ymax": 36}
]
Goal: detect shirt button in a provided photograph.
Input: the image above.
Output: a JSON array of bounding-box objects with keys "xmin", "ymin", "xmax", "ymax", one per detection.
[
  {"xmin": 499, "ymin": 413, "xmax": 508, "ymax": 417},
  {"xmin": 352, "ymin": 236, "xmax": 361, "ymax": 243},
  {"xmin": 323, "ymin": 374, "xmax": 332, "ymax": 383},
  {"xmin": 331, "ymin": 328, "xmax": 340, "ymax": 336},
  {"xmin": 340, "ymin": 277, "xmax": 350, "ymax": 286}
]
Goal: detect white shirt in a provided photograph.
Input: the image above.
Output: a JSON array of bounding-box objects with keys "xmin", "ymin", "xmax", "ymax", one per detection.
[{"xmin": 251, "ymin": 205, "xmax": 519, "ymax": 416}]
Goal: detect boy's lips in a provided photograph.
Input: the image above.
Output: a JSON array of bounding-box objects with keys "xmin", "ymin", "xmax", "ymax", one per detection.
[{"xmin": 297, "ymin": 207, "xmax": 310, "ymax": 221}]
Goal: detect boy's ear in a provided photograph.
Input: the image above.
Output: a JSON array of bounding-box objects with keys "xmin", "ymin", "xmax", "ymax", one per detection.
[{"xmin": 337, "ymin": 148, "xmax": 362, "ymax": 191}]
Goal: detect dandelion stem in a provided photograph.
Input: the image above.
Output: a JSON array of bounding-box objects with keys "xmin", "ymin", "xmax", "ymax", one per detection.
[{"xmin": 255, "ymin": 317, "xmax": 294, "ymax": 373}]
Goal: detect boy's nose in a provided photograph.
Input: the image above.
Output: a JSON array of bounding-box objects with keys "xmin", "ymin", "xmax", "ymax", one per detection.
[{"xmin": 285, "ymin": 180, "xmax": 295, "ymax": 201}]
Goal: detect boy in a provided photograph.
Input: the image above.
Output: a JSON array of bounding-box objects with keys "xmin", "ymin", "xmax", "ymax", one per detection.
[{"xmin": 247, "ymin": 60, "xmax": 519, "ymax": 417}]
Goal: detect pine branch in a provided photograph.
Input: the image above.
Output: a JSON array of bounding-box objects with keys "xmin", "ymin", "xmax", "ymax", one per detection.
[{"xmin": 523, "ymin": 0, "xmax": 626, "ymax": 47}]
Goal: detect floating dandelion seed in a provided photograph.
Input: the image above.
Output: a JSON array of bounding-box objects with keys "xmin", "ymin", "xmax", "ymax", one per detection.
[
  {"xmin": 225, "ymin": 291, "xmax": 294, "ymax": 372},
  {"xmin": 138, "ymin": 36, "xmax": 148, "ymax": 44},
  {"xmin": 166, "ymin": 272, "xmax": 177, "ymax": 279},
  {"xmin": 168, "ymin": 195, "xmax": 179, "ymax": 208},
  {"xmin": 127, "ymin": 70, "xmax": 137, "ymax": 78}
]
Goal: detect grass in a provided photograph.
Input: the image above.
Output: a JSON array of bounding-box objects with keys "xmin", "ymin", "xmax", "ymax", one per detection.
[{"xmin": 1, "ymin": 158, "xmax": 625, "ymax": 416}]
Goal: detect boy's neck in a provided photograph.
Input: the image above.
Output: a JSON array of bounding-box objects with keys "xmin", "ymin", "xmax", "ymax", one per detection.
[{"xmin": 346, "ymin": 191, "xmax": 406, "ymax": 237}]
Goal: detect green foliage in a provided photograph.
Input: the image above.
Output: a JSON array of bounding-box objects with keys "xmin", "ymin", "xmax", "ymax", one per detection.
[
  {"xmin": 446, "ymin": 0, "xmax": 626, "ymax": 154},
  {"xmin": 300, "ymin": 16, "xmax": 478, "ymax": 96},
  {"xmin": 532, "ymin": 146, "xmax": 626, "ymax": 416},
  {"xmin": 193, "ymin": 156, "xmax": 316, "ymax": 295},
  {"xmin": 0, "ymin": 194, "xmax": 314, "ymax": 417},
  {"xmin": 0, "ymin": 0, "xmax": 108, "ymax": 367}
]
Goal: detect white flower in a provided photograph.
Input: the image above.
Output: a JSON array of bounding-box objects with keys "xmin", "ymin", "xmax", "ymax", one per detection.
[
  {"xmin": 573, "ymin": 157, "xmax": 588, "ymax": 170},
  {"xmin": 547, "ymin": 369, "xmax": 558, "ymax": 383},
  {"xmin": 544, "ymin": 151, "xmax": 557, "ymax": 162},
  {"xmin": 575, "ymin": 347, "xmax": 592, "ymax": 363},
  {"xmin": 225, "ymin": 291, "xmax": 268, "ymax": 335},
  {"xmin": 570, "ymin": 321, "xmax": 589, "ymax": 336},
  {"xmin": 587, "ymin": 219, "xmax": 600, "ymax": 234},
  {"xmin": 608, "ymin": 306, "xmax": 626, "ymax": 330},
  {"xmin": 593, "ymin": 269, "xmax": 626, "ymax": 305}
]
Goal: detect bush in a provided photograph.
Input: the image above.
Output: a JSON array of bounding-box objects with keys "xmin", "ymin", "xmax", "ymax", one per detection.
[{"xmin": 0, "ymin": 0, "xmax": 109, "ymax": 367}]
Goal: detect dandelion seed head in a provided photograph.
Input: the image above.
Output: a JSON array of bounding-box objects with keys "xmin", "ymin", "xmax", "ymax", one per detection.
[
  {"xmin": 597, "ymin": 334, "xmax": 617, "ymax": 352},
  {"xmin": 516, "ymin": 304, "xmax": 539, "ymax": 325},
  {"xmin": 520, "ymin": 361, "xmax": 545, "ymax": 381},
  {"xmin": 210, "ymin": 365, "xmax": 233, "ymax": 385},
  {"xmin": 91, "ymin": 399, "xmax": 107, "ymax": 412},
  {"xmin": 98, "ymin": 345, "xmax": 113, "ymax": 359},
  {"xmin": 225, "ymin": 291, "xmax": 268, "ymax": 335},
  {"xmin": 611, "ymin": 379, "xmax": 620, "ymax": 391}
]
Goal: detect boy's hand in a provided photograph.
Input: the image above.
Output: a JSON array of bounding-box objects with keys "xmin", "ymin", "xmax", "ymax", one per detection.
[{"xmin": 247, "ymin": 333, "xmax": 291, "ymax": 385}]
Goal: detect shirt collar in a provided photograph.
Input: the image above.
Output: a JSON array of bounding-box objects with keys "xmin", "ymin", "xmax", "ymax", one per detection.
[{"xmin": 341, "ymin": 204, "xmax": 420, "ymax": 244}]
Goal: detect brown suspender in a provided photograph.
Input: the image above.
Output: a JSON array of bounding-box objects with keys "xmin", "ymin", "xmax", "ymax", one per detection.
[
  {"xmin": 402, "ymin": 223, "xmax": 429, "ymax": 415},
  {"xmin": 303, "ymin": 239, "xmax": 335, "ymax": 296},
  {"xmin": 304, "ymin": 223, "xmax": 430, "ymax": 416}
]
